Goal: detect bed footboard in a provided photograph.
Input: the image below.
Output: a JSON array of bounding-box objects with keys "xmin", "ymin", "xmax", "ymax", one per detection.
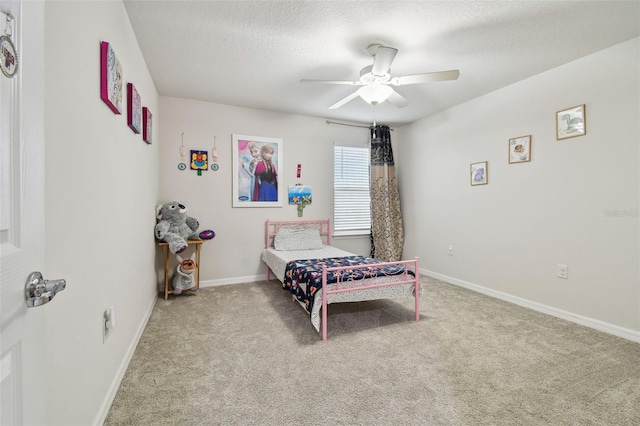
[{"xmin": 320, "ymin": 257, "xmax": 420, "ymax": 341}]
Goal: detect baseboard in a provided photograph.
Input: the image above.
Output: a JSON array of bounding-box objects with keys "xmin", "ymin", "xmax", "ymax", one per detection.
[
  {"xmin": 200, "ymin": 274, "xmax": 265, "ymax": 288},
  {"xmin": 422, "ymin": 269, "xmax": 640, "ymax": 344},
  {"xmin": 92, "ymin": 292, "xmax": 158, "ymax": 426}
]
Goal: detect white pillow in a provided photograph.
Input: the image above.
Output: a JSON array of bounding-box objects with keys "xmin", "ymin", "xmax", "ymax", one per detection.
[{"xmin": 274, "ymin": 227, "xmax": 323, "ymax": 251}]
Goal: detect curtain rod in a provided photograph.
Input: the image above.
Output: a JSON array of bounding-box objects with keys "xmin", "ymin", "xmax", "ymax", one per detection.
[{"xmin": 325, "ymin": 120, "xmax": 395, "ymax": 131}]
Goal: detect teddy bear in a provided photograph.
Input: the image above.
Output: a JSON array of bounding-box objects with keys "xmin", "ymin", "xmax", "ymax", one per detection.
[
  {"xmin": 155, "ymin": 201, "xmax": 201, "ymax": 254},
  {"xmin": 171, "ymin": 253, "xmax": 197, "ymax": 295}
]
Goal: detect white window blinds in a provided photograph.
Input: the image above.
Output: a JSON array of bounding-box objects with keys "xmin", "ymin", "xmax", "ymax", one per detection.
[{"xmin": 333, "ymin": 145, "xmax": 371, "ymax": 235}]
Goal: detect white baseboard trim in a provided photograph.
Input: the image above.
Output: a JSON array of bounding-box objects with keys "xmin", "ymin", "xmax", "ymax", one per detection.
[
  {"xmin": 200, "ymin": 274, "xmax": 265, "ymax": 288},
  {"xmin": 422, "ymin": 269, "xmax": 640, "ymax": 344},
  {"xmin": 93, "ymin": 292, "xmax": 158, "ymax": 426}
]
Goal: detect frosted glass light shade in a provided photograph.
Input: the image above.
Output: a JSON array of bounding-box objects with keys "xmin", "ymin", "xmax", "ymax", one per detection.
[{"xmin": 357, "ymin": 85, "xmax": 393, "ymax": 105}]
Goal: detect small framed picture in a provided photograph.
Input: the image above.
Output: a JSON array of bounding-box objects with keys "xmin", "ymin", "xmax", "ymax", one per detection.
[
  {"xmin": 509, "ymin": 135, "xmax": 531, "ymax": 164},
  {"xmin": 100, "ymin": 41, "xmax": 122, "ymax": 114},
  {"xmin": 470, "ymin": 161, "xmax": 488, "ymax": 186},
  {"xmin": 556, "ymin": 104, "xmax": 585, "ymax": 140},
  {"xmin": 127, "ymin": 83, "xmax": 141, "ymax": 134},
  {"xmin": 142, "ymin": 107, "xmax": 152, "ymax": 144},
  {"xmin": 288, "ymin": 185, "xmax": 312, "ymax": 205},
  {"xmin": 190, "ymin": 150, "xmax": 208, "ymax": 171}
]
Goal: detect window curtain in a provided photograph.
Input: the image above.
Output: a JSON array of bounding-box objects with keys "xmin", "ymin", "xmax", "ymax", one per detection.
[{"xmin": 369, "ymin": 124, "xmax": 404, "ymax": 261}]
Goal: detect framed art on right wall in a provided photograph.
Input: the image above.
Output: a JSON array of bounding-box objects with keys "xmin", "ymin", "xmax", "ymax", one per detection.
[
  {"xmin": 470, "ymin": 161, "xmax": 488, "ymax": 186},
  {"xmin": 556, "ymin": 104, "xmax": 586, "ymax": 140},
  {"xmin": 509, "ymin": 135, "xmax": 531, "ymax": 164}
]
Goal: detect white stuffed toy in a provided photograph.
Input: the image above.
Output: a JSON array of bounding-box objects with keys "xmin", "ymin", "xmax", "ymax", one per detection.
[
  {"xmin": 171, "ymin": 254, "xmax": 197, "ymax": 295},
  {"xmin": 155, "ymin": 201, "xmax": 200, "ymax": 254}
]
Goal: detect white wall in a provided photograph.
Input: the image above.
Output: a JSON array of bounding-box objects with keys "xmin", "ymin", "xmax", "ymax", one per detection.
[
  {"xmin": 398, "ymin": 38, "xmax": 640, "ymax": 337},
  {"xmin": 44, "ymin": 1, "xmax": 159, "ymax": 425},
  {"xmin": 159, "ymin": 98, "xmax": 372, "ymax": 285}
]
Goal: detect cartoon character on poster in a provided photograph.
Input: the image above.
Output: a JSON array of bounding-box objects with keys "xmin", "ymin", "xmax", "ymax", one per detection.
[{"xmin": 237, "ymin": 140, "xmax": 279, "ymax": 202}]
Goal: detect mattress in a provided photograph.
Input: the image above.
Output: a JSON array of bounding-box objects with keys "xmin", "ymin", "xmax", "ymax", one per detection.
[{"xmin": 261, "ymin": 245, "xmax": 354, "ymax": 282}]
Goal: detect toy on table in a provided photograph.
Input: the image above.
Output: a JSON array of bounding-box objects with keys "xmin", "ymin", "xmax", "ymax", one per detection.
[{"xmin": 154, "ymin": 201, "xmax": 215, "ymax": 254}]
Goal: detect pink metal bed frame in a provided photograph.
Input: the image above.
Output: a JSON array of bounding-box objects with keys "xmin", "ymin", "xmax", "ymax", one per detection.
[{"xmin": 264, "ymin": 219, "xmax": 421, "ymax": 341}]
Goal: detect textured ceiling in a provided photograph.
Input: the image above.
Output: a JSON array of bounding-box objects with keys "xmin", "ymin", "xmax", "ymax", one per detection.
[{"xmin": 123, "ymin": 1, "xmax": 640, "ymax": 127}]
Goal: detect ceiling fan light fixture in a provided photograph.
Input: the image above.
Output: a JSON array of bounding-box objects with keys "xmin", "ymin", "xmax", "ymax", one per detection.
[
  {"xmin": 357, "ymin": 84, "xmax": 393, "ymax": 105},
  {"xmin": 300, "ymin": 44, "xmax": 459, "ymax": 109}
]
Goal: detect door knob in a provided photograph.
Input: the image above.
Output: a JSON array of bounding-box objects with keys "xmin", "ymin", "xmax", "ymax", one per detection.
[{"xmin": 25, "ymin": 272, "xmax": 66, "ymax": 308}]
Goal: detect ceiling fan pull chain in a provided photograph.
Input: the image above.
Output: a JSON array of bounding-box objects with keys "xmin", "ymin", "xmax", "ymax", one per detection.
[{"xmin": 372, "ymin": 104, "xmax": 377, "ymax": 139}]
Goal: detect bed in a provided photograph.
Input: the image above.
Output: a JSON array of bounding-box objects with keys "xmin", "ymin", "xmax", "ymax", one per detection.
[{"xmin": 261, "ymin": 219, "xmax": 421, "ymax": 340}]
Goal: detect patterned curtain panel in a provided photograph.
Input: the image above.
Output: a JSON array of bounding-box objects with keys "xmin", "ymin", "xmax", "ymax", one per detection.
[{"xmin": 369, "ymin": 125, "xmax": 404, "ymax": 261}]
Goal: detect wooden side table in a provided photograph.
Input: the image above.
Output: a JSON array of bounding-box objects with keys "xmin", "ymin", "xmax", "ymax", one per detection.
[{"xmin": 158, "ymin": 240, "xmax": 203, "ymax": 300}]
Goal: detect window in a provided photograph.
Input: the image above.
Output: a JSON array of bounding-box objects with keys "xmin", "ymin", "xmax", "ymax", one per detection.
[{"xmin": 333, "ymin": 144, "xmax": 370, "ymax": 235}]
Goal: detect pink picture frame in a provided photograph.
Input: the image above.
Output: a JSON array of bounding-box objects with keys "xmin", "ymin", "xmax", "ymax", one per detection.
[
  {"xmin": 127, "ymin": 83, "xmax": 141, "ymax": 134},
  {"xmin": 142, "ymin": 107, "xmax": 152, "ymax": 144},
  {"xmin": 100, "ymin": 41, "xmax": 122, "ymax": 114}
]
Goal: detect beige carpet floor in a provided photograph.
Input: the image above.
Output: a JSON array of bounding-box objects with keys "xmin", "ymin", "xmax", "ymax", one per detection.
[{"xmin": 104, "ymin": 276, "xmax": 640, "ymax": 425}]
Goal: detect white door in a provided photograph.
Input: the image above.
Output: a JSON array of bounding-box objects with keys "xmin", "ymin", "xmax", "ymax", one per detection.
[{"xmin": 1, "ymin": 1, "xmax": 49, "ymax": 424}]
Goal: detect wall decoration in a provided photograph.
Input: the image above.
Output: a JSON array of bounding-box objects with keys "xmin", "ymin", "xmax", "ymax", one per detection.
[
  {"xmin": 556, "ymin": 104, "xmax": 586, "ymax": 140},
  {"xmin": 289, "ymin": 184, "xmax": 312, "ymax": 217},
  {"xmin": 211, "ymin": 136, "xmax": 219, "ymax": 171},
  {"xmin": 142, "ymin": 107, "xmax": 152, "ymax": 144},
  {"xmin": 0, "ymin": 14, "xmax": 18, "ymax": 78},
  {"xmin": 100, "ymin": 41, "xmax": 122, "ymax": 114},
  {"xmin": 190, "ymin": 150, "xmax": 208, "ymax": 176},
  {"xmin": 508, "ymin": 135, "xmax": 531, "ymax": 164},
  {"xmin": 127, "ymin": 83, "xmax": 141, "ymax": 133},
  {"xmin": 232, "ymin": 134, "xmax": 283, "ymax": 207},
  {"xmin": 178, "ymin": 132, "xmax": 187, "ymax": 170},
  {"xmin": 470, "ymin": 161, "xmax": 488, "ymax": 186}
]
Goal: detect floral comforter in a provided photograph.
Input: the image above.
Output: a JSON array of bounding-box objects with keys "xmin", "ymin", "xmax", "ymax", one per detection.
[{"xmin": 283, "ymin": 256, "xmax": 414, "ymax": 315}]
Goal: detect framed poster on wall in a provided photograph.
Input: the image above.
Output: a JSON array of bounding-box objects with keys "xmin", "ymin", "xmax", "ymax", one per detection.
[{"xmin": 232, "ymin": 134, "xmax": 283, "ymax": 207}]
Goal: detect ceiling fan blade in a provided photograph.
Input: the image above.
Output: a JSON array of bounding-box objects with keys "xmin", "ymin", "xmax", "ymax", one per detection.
[
  {"xmin": 300, "ymin": 78, "xmax": 359, "ymax": 85},
  {"xmin": 387, "ymin": 89, "xmax": 410, "ymax": 108},
  {"xmin": 393, "ymin": 69, "xmax": 460, "ymax": 85},
  {"xmin": 328, "ymin": 91, "xmax": 360, "ymax": 109},
  {"xmin": 371, "ymin": 46, "xmax": 398, "ymax": 76}
]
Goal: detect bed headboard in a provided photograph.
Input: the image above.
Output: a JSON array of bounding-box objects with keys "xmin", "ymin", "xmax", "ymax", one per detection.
[{"xmin": 265, "ymin": 219, "xmax": 332, "ymax": 248}]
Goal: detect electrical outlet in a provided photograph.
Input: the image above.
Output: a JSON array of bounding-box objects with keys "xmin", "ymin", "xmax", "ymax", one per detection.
[
  {"xmin": 103, "ymin": 306, "xmax": 116, "ymax": 342},
  {"xmin": 557, "ymin": 264, "xmax": 568, "ymax": 279},
  {"xmin": 448, "ymin": 245, "xmax": 454, "ymax": 256}
]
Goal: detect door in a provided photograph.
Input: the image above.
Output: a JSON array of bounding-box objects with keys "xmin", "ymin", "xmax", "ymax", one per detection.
[{"xmin": 0, "ymin": 1, "xmax": 48, "ymax": 424}]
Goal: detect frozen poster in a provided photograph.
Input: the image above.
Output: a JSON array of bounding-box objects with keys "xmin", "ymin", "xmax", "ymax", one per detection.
[{"xmin": 232, "ymin": 134, "xmax": 283, "ymax": 207}]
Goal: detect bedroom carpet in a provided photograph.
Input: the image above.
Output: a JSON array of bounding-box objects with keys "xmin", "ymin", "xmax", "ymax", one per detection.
[{"xmin": 104, "ymin": 276, "xmax": 640, "ymax": 425}]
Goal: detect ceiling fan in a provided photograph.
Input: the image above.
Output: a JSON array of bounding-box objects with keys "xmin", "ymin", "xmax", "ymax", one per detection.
[{"xmin": 300, "ymin": 44, "xmax": 460, "ymax": 109}]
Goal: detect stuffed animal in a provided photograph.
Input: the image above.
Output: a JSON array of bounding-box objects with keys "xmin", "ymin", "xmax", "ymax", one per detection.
[
  {"xmin": 171, "ymin": 254, "xmax": 197, "ymax": 295},
  {"xmin": 155, "ymin": 201, "xmax": 201, "ymax": 254}
]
